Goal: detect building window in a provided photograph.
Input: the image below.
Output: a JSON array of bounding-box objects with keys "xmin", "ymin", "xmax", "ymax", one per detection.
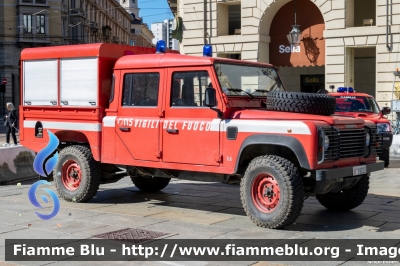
[
  {"xmin": 217, "ymin": 53, "xmax": 241, "ymax": 60},
  {"xmin": 36, "ymin": 15, "xmax": 45, "ymax": 34},
  {"xmin": 23, "ymin": 14, "xmax": 32, "ymax": 33},
  {"xmin": 217, "ymin": 3, "xmax": 241, "ymax": 36},
  {"xmin": 72, "ymin": 27, "xmax": 78, "ymax": 41},
  {"xmin": 349, "ymin": 0, "xmax": 376, "ymax": 27},
  {"xmin": 122, "ymin": 73, "xmax": 160, "ymax": 106},
  {"xmin": 131, "ymin": 28, "xmax": 135, "ymax": 34},
  {"xmin": 130, "ymin": 40, "xmax": 135, "ymax": 46}
]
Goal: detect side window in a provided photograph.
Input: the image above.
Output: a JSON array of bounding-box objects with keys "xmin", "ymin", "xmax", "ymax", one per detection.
[
  {"xmin": 171, "ymin": 71, "xmax": 211, "ymax": 107},
  {"xmin": 122, "ymin": 73, "xmax": 160, "ymax": 107}
]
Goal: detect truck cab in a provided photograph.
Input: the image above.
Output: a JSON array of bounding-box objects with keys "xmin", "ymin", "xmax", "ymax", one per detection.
[{"xmin": 19, "ymin": 43, "xmax": 384, "ymax": 229}]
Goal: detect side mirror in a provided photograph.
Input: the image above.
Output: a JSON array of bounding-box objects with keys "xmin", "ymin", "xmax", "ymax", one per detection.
[
  {"xmin": 382, "ymin": 107, "xmax": 391, "ymax": 115},
  {"xmin": 205, "ymin": 87, "xmax": 217, "ymax": 107}
]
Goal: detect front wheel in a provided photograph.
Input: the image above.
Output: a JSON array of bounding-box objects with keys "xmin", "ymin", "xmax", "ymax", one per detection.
[
  {"xmin": 380, "ymin": 148, "xmax": 390, "ymax": 167},
  {"xmin": 316, "ymin": 174, "xmax": 369, "ymax": 211},
  {"xmin": 240, "ymin": 155, "xmax": 304, "ymax": 229},
  {"xmin": 54, "ymin": 145, "xmax": 101, "ymax": 202}
]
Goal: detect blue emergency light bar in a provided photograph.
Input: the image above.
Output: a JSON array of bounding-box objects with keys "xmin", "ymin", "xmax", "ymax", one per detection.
[
  {"xmin": 203, "ymin": 44, "xmax": 212, "ymax": 57},
  {"xmin": 337, "ymin": 87, "xmax": 354, "ymax": 93},
  {"xmin": 156, "ymin": 40, "xmax": 166, "ymax": 53}
]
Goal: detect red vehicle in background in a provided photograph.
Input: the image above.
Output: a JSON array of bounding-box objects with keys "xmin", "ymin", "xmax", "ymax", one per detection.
[{"xmin": 329, "ymin": 87, "xmax": 392, "ymax": 167}]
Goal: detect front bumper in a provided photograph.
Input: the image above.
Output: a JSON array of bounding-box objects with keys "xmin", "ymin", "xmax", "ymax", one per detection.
[
  {"xmin": 311, "ymin": 161, "xmax": 384, "ymax": 195},
  {"xmin": 315, "ymin": 161, "xmax": 384, "ymax": 181},
  {"xmin": 382, "ymin": 132, "xmax": 393, "ymax": 149}
]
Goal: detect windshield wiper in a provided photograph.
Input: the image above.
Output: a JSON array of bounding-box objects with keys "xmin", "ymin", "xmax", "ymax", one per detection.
[
  {"xmin": 347, "ymin": 110, "xmax": 373, "ymax": 113},
  {"xmin": 227, "ymin": 88, "xmax": 255, "ymax": 99}
]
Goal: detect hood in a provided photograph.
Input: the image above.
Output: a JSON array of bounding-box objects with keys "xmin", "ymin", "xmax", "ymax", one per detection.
[
  {"xmin": 227, "ymin": 109, "xmax": 365, "ymax": 125},
  {"xmin": 334, "ymin": 111, "xmax": 389, "ymax": 123}
]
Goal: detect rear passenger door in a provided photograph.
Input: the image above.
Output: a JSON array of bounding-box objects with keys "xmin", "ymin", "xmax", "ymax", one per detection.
[
  {"xmin": 116, "ymin": 70, "xmax": 164, "ymax": 162},
  {"xmin": 161, "ymin": 68, "xmax": 221, "ymax": 166}
]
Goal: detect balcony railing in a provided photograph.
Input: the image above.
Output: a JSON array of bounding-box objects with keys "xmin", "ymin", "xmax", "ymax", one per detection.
[{"xmin": 18, "ymin": 33, "xmax": 54, "ymax": 42}]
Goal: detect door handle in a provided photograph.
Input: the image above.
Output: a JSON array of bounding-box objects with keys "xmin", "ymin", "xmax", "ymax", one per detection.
[
  {"xmin": 119, "ymin": 127, "xmax": 131, "ymax": 132},
  {"xmin": 166, "ymin": 129, "xmax": 179, "ymax": 134}
]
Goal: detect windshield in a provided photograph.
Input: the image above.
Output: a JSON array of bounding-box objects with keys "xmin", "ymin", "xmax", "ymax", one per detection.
[
  {"xmin": 214, "ymin": 63, "xmax": 284, "ymax": 97},
  {"xmin": 334, "ymin": 96, "xmax": 380, "ymax": 113}
]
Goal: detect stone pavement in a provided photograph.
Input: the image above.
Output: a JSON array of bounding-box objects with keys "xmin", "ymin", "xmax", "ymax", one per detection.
[{"xmin": 0, "ymin": 160, "xmax": 399, "ymax": 266}]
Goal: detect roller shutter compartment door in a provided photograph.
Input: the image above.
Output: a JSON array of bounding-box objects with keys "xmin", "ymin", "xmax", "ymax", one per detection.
[
  {"xmin": 60, "ymin": 58, "xmax": 98, "ymax": 106},
  {"xmin": 23, "ymin": 59, "xmax": 58, "ymax": 106}
]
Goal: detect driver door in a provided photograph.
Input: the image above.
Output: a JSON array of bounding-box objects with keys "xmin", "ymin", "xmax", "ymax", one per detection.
[{"xmin": 161, "ymin": 68, "xmax": 221, "ymax": 166}]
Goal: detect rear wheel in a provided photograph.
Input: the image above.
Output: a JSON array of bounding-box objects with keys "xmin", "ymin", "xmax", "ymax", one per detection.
[
  {"xmin": 240, "ymin": 155, "xmax": 304, "ymax": 229},
  {"xmin": 54, "ymin": 145, "xmax": 101, "ymax": 202},
  {"xmin": 316, "ymin": 174, "xmax": 369, "ymax": 211},
  {"xmin": 380, "ymin": 148, "xmax": 390, "ymax": 167},
  {"xmin": 130, "ymin": 175, "xmax": 170, "ymax": 192}
]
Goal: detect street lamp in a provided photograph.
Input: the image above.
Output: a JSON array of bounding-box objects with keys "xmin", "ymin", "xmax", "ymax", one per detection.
[{"xmin": 286, "ymin": 0, "xmax": 302, "ymax": 46}]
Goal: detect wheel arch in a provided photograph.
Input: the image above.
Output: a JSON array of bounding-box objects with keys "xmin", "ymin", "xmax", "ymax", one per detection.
[
  {"xmin": 235, "ymin": 135, "xmax": 310, "ymax": 174},
  {"xmin": 54, "ymin": 130, "xmax": 100, "ymax": 161}
]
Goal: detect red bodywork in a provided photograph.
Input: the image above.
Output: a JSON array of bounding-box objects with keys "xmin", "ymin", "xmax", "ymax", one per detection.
[{"xmin": 19, "ymin": 44, "xmax": 376, "ymax": 177}]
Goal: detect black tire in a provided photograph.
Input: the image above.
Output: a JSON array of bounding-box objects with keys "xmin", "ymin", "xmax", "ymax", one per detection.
[
  {"xmin": 130, "ymin": 175, "xmax": 171, "ymax": 192},
  {"xmin": 380, "ymin": 148, "xmax": 390, "ymax": 167},
  {"xmin": 54, "ymin": 145, "xmax": 101, "ymax": 202},
  {"xmin": 316, "ymin": 175, "xmax": 369, "ymax": 211},
  {"xmin": 267, "ymin": 91, "xmax": 336, "ymax": 116},
  {"xmin": 240, "ymin": 155, "xmax": 304, "ymax": 229}
]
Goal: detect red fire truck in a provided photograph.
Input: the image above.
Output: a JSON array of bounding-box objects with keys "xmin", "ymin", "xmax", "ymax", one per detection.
[
  {"xmin": 329, "ymin": 87, "xmax": 392, "ymax": 167},
  {"xmin": 19, "ymin": 42, "xmax": 384, "ymax": 229}
]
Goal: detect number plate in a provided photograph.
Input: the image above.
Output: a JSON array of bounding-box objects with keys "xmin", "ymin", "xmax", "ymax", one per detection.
[{"xmin": 353, "ymin": 165, "xmax": 367, "ymax": 176}]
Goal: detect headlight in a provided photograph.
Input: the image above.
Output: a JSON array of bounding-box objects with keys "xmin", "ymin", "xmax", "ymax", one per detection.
[
  {"xmin": 366, "ymin": 132, "xmax": 370, "ymax": 146},
  {"xmin": 377, "ymin": 123, "xmax": 391, "ymax": 133},
  {"xmin": 324, "ymin": 135, "xmax": 329, "ymax": 151}
]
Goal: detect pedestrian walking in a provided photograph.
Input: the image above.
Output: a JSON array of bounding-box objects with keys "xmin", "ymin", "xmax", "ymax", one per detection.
[{"xmin": 3, "ymin": 102, "xmax": 18, "ymax": 146}]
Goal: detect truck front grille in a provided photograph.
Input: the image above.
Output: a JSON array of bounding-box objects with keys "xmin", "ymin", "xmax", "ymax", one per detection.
[{"xmin": 321, "ymin": 126, "xmax": 381, "ymax": 162}]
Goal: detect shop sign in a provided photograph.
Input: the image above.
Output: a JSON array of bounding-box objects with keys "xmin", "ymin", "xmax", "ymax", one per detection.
[{"xmin": 279, "ymin": 45, "xmax": 301, "ymax": 53}]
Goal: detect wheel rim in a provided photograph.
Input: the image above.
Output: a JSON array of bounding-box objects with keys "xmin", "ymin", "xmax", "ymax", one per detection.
[
  {"xmin": 251, "ymin": 173, "xmax": 280, "ymax": 213},
  {"xmin": 61, "ymin": 160, "xmax": 82, "ymax": 191}
]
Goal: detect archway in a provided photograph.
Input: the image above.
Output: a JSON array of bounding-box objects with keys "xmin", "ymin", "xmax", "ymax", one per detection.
[{"xmin": 268, "ymin": 0, "xmax": 325, "ymax": 67}]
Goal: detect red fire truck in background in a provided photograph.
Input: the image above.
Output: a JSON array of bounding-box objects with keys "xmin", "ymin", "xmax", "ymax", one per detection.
[
  {"xmin": 329, "ymin": 87, "xmax": 393, "ymax": 167},
  {"xmin": 19, "ymin": 42, "xmax": 384, "ymax": 229}
]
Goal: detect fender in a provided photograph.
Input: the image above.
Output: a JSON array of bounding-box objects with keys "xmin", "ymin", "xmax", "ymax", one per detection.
[{"xmin": 234, "ymin": 134, "xmax": 311, "ymax": 172}]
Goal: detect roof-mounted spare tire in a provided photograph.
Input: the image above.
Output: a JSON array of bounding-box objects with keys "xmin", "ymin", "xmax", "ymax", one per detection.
[{"xmin": 266, "ymin": 91, "xmax": 336, "ymax": 116}]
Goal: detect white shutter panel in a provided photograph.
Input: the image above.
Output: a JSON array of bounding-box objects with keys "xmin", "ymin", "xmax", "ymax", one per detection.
[
  {"xmin": 23, "ymin": 60, "xmax": 58, "ymax": 106},
  {"xmin": 60, "ymin": 58, "xmax": 98, "ymax": 106}
]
